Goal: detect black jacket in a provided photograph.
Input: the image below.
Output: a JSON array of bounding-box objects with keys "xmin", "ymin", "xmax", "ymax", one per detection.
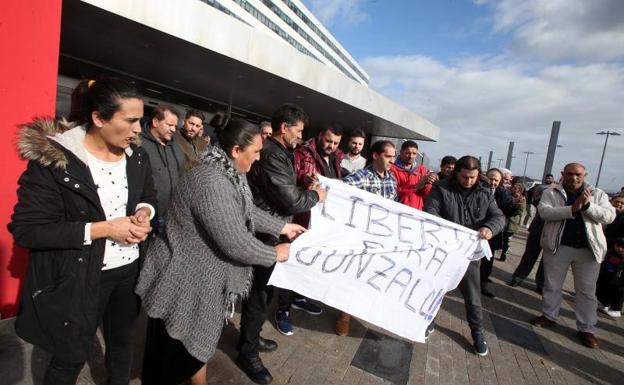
[
  {"xmin": 423, "ymin": 177, "xmax": 505, "ymax": 235},
  {"xmin": 247, "ymin": 137, "xmax": 319, "ymax": 222},
  {"xmin": 494, "ymin": 187, "xmax": 520, "ymax": 218},
  {"xmin": 8, "ymin": 120, "xmax": 156, "ymax": 362},
  {"xmin": 140, "ymin": 127, "xmax": 184, "ymax": 219},
  {"xmin": 605, "ymin": 212, "xmax": 624, "ymax": 249},
  {"xmin": 489, "ymin": 187, "xmax": 520, "ymax": 249}
]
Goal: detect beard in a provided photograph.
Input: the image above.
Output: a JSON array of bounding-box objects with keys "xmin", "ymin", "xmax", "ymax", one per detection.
[{"xmin": 289, "ymin": 139, "xmax": 301, "ymax": 149}]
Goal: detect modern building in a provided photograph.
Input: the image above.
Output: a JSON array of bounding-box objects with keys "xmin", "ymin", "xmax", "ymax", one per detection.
[
  {"xmin": 1, "ymin": 0, "xmax": 439, "ymax": 318},
  {"xmin": 201, "ymin": 0, "xmax": 370, "ymax": 85}
]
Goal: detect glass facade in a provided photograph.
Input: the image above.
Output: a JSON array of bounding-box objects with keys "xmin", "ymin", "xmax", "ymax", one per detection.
[
  {"xmin": 200, "ymin": 0, "xmax": 366, "ymax": 84},
  {"xmin": 280, "ymin": 0, "xmax": 368, "ymax": 83},
  {"xmin": 201, "ymin": 0, "xmax": 249, "ymax": 24}
]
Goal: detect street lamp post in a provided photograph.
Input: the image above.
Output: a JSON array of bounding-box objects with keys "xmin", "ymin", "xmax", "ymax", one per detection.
[
  {"xmin": 595, "ymin": 131, "xmax": 621, "ymax": 188},
  {"xmin": 522, "ymin": 151, "xmax": 535, "ymax": 182}
]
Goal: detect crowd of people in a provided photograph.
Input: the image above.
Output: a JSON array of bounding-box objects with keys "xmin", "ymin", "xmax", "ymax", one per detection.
[{"xmin": 8, "ymin": 77, "xmax": 623, "ymax": 385}]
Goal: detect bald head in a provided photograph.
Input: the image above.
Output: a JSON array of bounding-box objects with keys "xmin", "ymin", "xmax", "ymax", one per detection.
[
  {"xmin": 563, "ymin": 162, "xmax": 586, "ymax": 172},
  {"xmin": 561, "ymin": 163, "xmax": 587, "ymax": 191}
]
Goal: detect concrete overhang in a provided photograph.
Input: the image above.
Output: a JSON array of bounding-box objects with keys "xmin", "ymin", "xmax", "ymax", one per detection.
[{"xmin": 60, "ymin": 0, "xmax": 439, "ymax": 141}]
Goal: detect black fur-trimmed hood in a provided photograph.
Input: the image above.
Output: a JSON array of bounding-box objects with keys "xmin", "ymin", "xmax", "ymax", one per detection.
[{"xmin": 16, "ymin": 118, "xmax": 136, "ymax": 169}]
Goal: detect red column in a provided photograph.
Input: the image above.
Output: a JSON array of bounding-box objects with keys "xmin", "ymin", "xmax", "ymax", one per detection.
[{"xmin": 0, "ymin": 0, "xmax": 62, "ymax": 319}]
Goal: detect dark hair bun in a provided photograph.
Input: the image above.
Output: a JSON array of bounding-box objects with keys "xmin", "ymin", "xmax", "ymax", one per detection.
[{"xmin": 209, "ymin": 111, "xmax": 228, "ymax": 132}]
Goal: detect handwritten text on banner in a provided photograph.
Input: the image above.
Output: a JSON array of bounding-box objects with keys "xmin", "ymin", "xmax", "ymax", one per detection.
[{"xmin": 269, "ymin": 176, "xmax": 491, "ymax": 342}]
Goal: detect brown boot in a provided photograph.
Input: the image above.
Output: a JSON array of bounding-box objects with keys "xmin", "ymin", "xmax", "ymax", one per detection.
[
  {"xmin": 530, "ymin": 315, "xmax": 556, "ymax": 328},
  {"xmin": 577, "ymin": 332, "xmax": 599, "ymax": 349},
  {"xmin": 335, "ymin": 312, "xmax": 351, "ymax": 336}
]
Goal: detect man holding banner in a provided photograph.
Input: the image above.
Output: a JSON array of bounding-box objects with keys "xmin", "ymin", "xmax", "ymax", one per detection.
[
  {"xmin": 238, "ymin": 104, "xmax": 326, "ymax": 384},
  {"xmin": 335, "ymin": 140, "xmax": 398, "ymax": 336},
  {"xmin": 424, "ymin": 156, "xmax": 505, "ymax": 356},
  {"xmin": 269, "ymin": 152, "xmax": 498, "ymax": 347}
]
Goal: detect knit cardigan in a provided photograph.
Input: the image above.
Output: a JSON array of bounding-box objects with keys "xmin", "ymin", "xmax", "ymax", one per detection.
[{"xmin": 136, "ymin": 145, "xmax": 285, "ymax": 362}]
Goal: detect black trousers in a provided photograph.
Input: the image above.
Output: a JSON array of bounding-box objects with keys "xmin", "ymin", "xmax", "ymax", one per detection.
[
  {"xmin": 480, "ymin": 255, "xmax": 494, "ymax": 286},
  {"xmin": 141, "ymin": 318, "xmax": 204, "ymax": 385},
  {"xmin": 238, "ymin": 264, "xmax": 275, "ymax": 356},
  {"xmin": 596, "ymin": 271, "xmax": 624, "ymax": 311},
  {"xmin": 458, "ymin": 260, "xmax": 484, "ymax": 334},
  {"xmin": 43, "ymin": 261, "xmax": 140, "ymax": 385},
  {"xmin": 501, "ymin": 231, "xmax": 513, "ymax": 255},
  {"xmin": 237, "ymin": 262, "xmax": 303, "ymax": 356},
  {"xmin": 512, "ymin": 216, "xmax": 545, "ymax": 287},
  {"xmin": 480, "ymin": 230, "xmax": 515, "ymax": 286}
]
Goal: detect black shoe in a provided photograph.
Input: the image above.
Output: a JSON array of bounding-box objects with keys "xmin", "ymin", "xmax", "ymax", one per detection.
[
  {"xmin": 471, "ymin": 332, "xmax": 489, "ymax": 356},
  {"xmin": 498, "ymin": 254, "xmax": 507, "ymax": 262},
  {"xmin": 425, "ymin": 322, "xmax": 435, "ymax": 340},
  {"xmin": 507, "ymin": 277, "xmax": 522, "ymax": 287},
  {"xmin": 258, "ymin": 337, "xmax": 278, "ymax": 353},
  {"xmin": 291, "ymin": 297, "xmax": 323, "ymax": 315},
  {"xmin": 481, "ymin": 287, "xmax": 496, "ymax": 298},
  {"xmin": 237, "ymin": 355, "xmax": 273, "ymax": 384}
]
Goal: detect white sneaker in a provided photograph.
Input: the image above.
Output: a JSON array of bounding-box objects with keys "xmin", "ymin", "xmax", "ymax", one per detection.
[
  {"xmin": 606, "ymin": 310, "xmax": 621, "ymax": 318},
  {"xmin": 598, "ymin": 305, "xmax": 609, "ymax": 314}
]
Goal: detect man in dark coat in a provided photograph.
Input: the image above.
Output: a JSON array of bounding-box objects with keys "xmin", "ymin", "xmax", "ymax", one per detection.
[
  {"xmin": 293, "ymin": 123, "xmax": 345, "ymax": 226},
  {"xmin": 174, "ymin": 109, "xmax": 207, "ymax": 170},
  {"xmin": 437, "ymin": 155, "xmax": 456, "ymax": 181},
  {"xmin": 237, "ymin": 103, "xmax": 327, "ymax": 384},
  {"xmin": 424, "ymin": 156, "xmax": 505, "ymax": 357},
  {"xmin": 140, "ymin": 105, "xmax": 184, "ymax": 230},
  {"xmin": 508, "ymin": 174, "xmax": 556, "ymax": 290},
  {"xmin": 480, "ymin": 168, "xmax": 519, "ymax": 298}
]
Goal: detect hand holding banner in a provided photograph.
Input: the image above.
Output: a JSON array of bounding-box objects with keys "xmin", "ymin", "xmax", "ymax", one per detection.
[{"xmin": 269, "ymin": 176, "xmax": 491, "ymax": 342}]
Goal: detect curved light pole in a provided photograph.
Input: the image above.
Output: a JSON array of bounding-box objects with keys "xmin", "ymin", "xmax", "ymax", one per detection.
[
  {"xmin": 595, "ymin": 131, "xmax": 621, "ymax": 188},
  {"xmin": 522, "ymin": 151, "xmax": 535, "ymax": 182}
]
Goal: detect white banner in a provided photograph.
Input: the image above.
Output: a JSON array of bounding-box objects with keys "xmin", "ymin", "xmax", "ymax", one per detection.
[{"xmin": 268, "ymin": 176, "xmax": 491, "ymax": 342}]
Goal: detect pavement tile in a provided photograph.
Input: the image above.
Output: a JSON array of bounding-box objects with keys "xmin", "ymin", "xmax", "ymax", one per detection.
[{"xmin": 1, "ymin": 226, "xmax": 623, "ymax": 384}]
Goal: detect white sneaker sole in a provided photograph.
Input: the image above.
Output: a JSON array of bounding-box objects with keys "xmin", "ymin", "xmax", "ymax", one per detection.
[
  {"xmin": 475, "ymin": 347, "xmax": 489, "ymax": 356},
  {"xmin": 274, "ymin": 314, "xmax": 294, "ymax": 336},
  {"xmin": 291, "ymin": 303, "xmax": 323, "ymax": 315}
]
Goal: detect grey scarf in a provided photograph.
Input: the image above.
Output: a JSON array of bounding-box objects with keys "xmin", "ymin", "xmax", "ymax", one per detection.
[{"xmin": 200, "ymin": 145, "xmax": 255, "ymax": 234}]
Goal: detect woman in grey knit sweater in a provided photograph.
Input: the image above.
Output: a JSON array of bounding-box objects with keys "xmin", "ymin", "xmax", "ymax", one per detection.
[{"xmin": 136, "ymin": 119, "xmax": 305, "ymax": 385}]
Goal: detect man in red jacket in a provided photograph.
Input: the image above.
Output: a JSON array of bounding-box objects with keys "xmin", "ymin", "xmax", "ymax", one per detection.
[
  {"xmin": 391, "ymin": 140, "xmax": 437, "ymax": 210},
  {"xmin": 293, "ymin": 124, "xmax": 345, "ymax": 191}
]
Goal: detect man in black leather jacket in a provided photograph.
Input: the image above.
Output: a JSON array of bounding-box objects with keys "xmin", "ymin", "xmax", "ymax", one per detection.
[
  {"xmin": 424, "ymin": 156, "xmax": 505, "ymax": 357},
  {"xmin": 237, "ymin": 103, "xmax": 326, "ymax": 384}
]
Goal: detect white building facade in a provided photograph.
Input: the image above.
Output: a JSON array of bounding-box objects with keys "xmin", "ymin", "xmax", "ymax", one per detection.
[
  {"xmin": 57, "ymin": 0, "xmax": 439, "ymax": 141},
  {"xmin": 201, "ymin": 0, "xmax": 370, "ymax": 85}
]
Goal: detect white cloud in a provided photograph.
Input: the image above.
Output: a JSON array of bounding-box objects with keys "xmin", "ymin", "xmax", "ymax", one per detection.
[
  {"xmin": 355, "ymin": 1, "xmax": 624, "ymax": 191},
  {"xmin": 479, "ymin": 0, "xmax": 624, "ymax": 62},
  {"xmin": 304, "ymin": 0, "xmax": 369, "ymax": 27},
  {"xmin": 362, "ymin": 55, "xmax": 624, "ymax": 191}
]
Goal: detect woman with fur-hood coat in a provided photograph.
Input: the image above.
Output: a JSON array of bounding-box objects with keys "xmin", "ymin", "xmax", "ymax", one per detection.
[{"xmin": 8, "ymin": 78, "xmax": 156, "ymax": 385}]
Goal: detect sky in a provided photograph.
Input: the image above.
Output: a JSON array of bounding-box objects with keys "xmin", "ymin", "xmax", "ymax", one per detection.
[{"xmin": 301, "ymin": 0, "xmax": 624, "ymax": 193}]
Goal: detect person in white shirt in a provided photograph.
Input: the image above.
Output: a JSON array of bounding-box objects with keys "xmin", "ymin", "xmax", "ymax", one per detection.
[
  {"xmin": 340, "ymin": 128, "xmax": 367, "ymax": 174},
  {"xmin": 9, "ymin": 77, "xmax": 156, "ymax": 385}
]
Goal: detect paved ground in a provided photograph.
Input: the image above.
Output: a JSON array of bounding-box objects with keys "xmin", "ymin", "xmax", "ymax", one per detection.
[{"xmin": 1, "ymin": 228, "xmax": 623, "ymax": 384}]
